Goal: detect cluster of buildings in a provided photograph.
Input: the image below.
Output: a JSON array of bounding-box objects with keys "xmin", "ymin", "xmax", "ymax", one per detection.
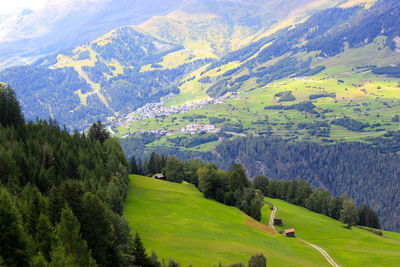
[
  {"xmin": 116, "ymin": 95, "xmax": 232, "ymax": 127},
  {"xmin": 181, "ymin": 124, "xmax": 219, "ymax": 134}
]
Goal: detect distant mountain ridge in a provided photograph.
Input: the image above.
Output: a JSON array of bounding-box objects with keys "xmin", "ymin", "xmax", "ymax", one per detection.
[
  {"xmin": 0, "ymin": 0, "xmax": 191, "ymax": 69},
  {"xmin": 0, "ymin": 0, "xmax": 347, "ymax": 129}
]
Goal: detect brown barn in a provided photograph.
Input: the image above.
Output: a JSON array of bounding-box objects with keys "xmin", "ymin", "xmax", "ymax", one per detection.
[
  {"xmin": 274, "ymin": 218, "xmax": 283, "ymax": 226},
  {"xmin": 284, "ymin": 229, "xmax": 295, "ymax": 237}
]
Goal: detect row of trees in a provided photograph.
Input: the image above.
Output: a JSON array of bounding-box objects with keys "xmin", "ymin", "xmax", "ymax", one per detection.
[
  {"xmin": 130, "ymin": 153, "xmax": 264, "ymax": 221},
  {"xmin": 132, "ymin": 149, "xmax": 380, "ymax": 229},
  {"xmin": 252, "ymin": 176, "xmax": 380, "ymax": 229}
]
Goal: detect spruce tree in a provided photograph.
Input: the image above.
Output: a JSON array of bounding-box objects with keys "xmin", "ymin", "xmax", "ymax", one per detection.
[
  {"xmin": 88, "ymin": 121, "xmax": 110, "ymax": 143},
  {"xmin": 129, "ymin": 156, "xmax": 138, "ymax": 174},
  {"xmin": 0, "ymin": 83, "xmax": 24, "ymax": 127},
  {"xmin": 0, "ymin": 187, "xmax": 32, "ymax": 266},
  {"xmin": 148, "ymin": 152, "xmax": 160, "ymax": 174},
  {"xmin": 50, "ymin": 206, "xmax": 96, "ymax": 267},
  {"xmin": 133, "ymin": 232, "xmax": 148, "ymax": 266},
  {"xmin": 35, "ymin": 214, "xmax": 54, "ymax": 261}
]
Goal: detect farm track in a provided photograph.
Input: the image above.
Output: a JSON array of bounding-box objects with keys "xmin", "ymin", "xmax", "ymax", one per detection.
[
  {"xmin": 268, "ymin": 206, "xmax": 277, "ymax": 231},
  {"xmin": 268, "ymin": 205, "xmax": 340, "ymax": 267}
]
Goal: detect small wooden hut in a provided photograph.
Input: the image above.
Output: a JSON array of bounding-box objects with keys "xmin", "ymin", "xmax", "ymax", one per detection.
[
  {"xmin": 274, "ymin": 218, "xmax": 283, "ymax": 226},
  {"xmin": 284, "ymin": 228, "xmax": 295, "ymax": 237}
]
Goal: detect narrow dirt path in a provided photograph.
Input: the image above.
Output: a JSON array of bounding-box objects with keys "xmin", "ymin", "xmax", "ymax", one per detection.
[
  {"xmin": 269, "ymin": 205, "xmax": 340, "ymax": 267},
  {"xmin": 268, "ymin": 206, "xmax": 277, "ymax": 231},
  {"xmin": 300, "ymin": 240, "xmax": 341, "ymax": 267}
]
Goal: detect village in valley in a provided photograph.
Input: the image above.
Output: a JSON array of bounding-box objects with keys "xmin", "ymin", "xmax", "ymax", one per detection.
[{"xmin": 113, "ymin": 93, "xmax": 239, "ymax": 138}]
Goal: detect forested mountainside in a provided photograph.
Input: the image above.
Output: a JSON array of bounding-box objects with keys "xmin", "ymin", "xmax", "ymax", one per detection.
[
  {"xmin": 0, "ymin": 0, "xmax": 345, "ymax": 129},
  {"xmin": 0, "ymin": 84, "xmax": 164, "ymax": 266},
  {"xmin": 128, "ymin": 136, "xmax": 400, "ymax": 232},
  {"xmin": 198, "ymin": 0, "xmax": 400, "ymax": 97},
  {"xmin": 0, "ymin": 27, "xmax": 209, "ymax": 129}
]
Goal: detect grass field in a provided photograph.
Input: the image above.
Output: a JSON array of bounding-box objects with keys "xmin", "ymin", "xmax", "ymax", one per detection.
[
  {"xmin": 263, "ymin": 198, "xmax": 400, "ymax": 267},
  {"xmin": 125, "ymin": 175, "xmax": 332, "ymax": 266}
]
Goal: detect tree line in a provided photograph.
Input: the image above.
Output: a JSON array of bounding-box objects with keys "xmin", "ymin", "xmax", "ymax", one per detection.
[
  {"xmin": 252, "ymin": 176, "xmax": 380, "ymax": 229},
  {"xmin": 130, "ymin": 150, "xmax": 380, "ymax": 229},
  {"xmin": 152, "ymin": 135, "xmax": 400, "ymax": 231},
  {"xmin": 130, "ymin": 152, "xmax": 264, "ymax": 221}
]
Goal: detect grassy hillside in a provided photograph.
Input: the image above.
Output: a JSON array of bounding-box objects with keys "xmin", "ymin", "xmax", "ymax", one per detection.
[
  {"xmin": 263, "ymin": 198, "xmax": 400, "ymax": 267},
  {"xmin": 125, "ymin": 175, "xmax": 331, "ymax": 266}
]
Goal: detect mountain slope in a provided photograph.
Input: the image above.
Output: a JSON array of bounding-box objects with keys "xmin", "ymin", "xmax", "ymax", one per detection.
[
  {"xmin": 0, "ymin": 27, "xmax": 210, "ymax": 128},
  {"xmin": 125, "ymin": 175, "xmax": 400, "ymax": 266},
  {"xmin": 263, "ymin": 198, "xmax": 400, "ymax": 267},
  {"xmin": 0, "ymin": 0, "xmax": 346, "ymax": 129},
  {"xmin": 116, "ymin": 0, "xmax": 400, "ymax": 144},
  {"xmin": 0, "ymin": 0, "xmax": 190, "ymax": 69},
  {"xmin": 125, "ymin": 175, "xmax": 330, "ymax": 266}
]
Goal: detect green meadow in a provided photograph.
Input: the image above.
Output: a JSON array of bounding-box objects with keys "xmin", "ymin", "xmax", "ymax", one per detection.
[
  {"xmin": 125, "ymin": 176, "xmax": 400, "ymax": 266},
  {"xmin": 125, "ymin": 175, "xmax": 330, "ymax": 267},
  {"xmin": 263, "ymin": 198, "xmax": 400, "ymax": 267}
]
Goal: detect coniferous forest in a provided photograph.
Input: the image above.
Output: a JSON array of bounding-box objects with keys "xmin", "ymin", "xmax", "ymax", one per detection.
[
  {"xmin": 136, "ymin": 135, "xmax": 400, "ymax": 231},
  {"xmin": 0, "ymin": 84, "xmax": 269, "ymax": 267},
  {"xmin": 0, "ymin": 83, "xmax": 160, "ymax": 266}
]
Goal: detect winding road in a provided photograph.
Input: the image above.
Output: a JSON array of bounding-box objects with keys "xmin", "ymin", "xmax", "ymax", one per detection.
[{"xmin": 268, "ymin": 205, "xmax": 340, "ymax": 267}]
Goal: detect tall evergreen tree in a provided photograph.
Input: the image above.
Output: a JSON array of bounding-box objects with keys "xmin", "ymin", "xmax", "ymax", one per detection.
[
  {"xmin": 88, "ymin": 121, "xmax": 110, "ymax": 143},
  {"xmin": 148, "ymin": 152, "xmax": 161, "ymax": 174},
  {"xmin": 35, "ymin": 214, "xmax": 54, "ymax": 261},
  {"xmin": 129, "ymin": 156, "xmax": 139, "ymax": 174},
  {"xmin": 0, "ymin": 83, "xmax": 24, "ymax": 127},
  {"xmin": 132, "ymin": 233, "xmax": 148, "ymax": 266},
  {"xmin": 80, "ymin": 192, "xmax": 118, "ymax": 267},
  {"xmin": 50, "ymin": 206, "xmax": 96, "ymax": 267},
  {"xmin": 0, "ymin": 187, "xmax": 32, "ymax": 266},
  {"xmin": 358, "ymin": 204, "xmax": 380, "ymax": 229}
]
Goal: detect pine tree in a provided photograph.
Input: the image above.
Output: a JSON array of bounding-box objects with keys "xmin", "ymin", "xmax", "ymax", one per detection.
[
  {"xmin": 133, "ymin": 232, "xmax": 148, "ymax": 266},
  {"xmin": 88, "ymin": 121, "xmax": 110, "ymax": 143},
  {"xmin": 0, "ymin": 83, "xmax": 24, "ymax": 127},
  {"xmin": 35, "ymin": 214, "xmax": 54, "ymax": 261},
  {"xmin": 50, "ymin": 206, "xmax": 96, "ymax": 267},
  {"xmin": 0, "ymin": 186, "xmax": 32, "ymax": 266},
  {"xmin": 129, "ymin": 156, "xmax": 138, "ymax": 174},
  {"xmin": 80, "ymin": 192, "xmax": 118, "ymax": 266},
  {"xmin": 148, "ymin": 152, "xmax": 161, "ymax": 174},
  {"xmin": 358, "ymin": 204, "xmax": 380, "ymax": 229}
]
